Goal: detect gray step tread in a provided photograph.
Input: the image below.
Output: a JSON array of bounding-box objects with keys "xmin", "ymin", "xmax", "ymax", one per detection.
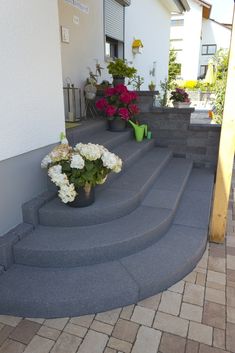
[
  {"xmin": 111, "ymin": 139, "xmax": 155, "ymax": 169},
  {"xmin": 66, "ymin": 119, "xmax": 107, "ymax": 146},
  {"xmin": 79, "ymin": 129, "xmax": 132, "ymax": 149},
  {"xmin": 0, "ymin": 168, "xmax": 214, "ymax": 318},
  {"xmin": 38, "ymin": 148, "xmax": 172, "ymax": 227},
  {"xmin": 14, "ymin": 159, "xmax": 193, "ymax": 267}
]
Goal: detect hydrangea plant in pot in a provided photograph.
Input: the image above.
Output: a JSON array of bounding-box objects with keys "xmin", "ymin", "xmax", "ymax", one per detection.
[
  {"xmin": 96, "ymin": 84, "xmax": 140, "ymax": 132},
  {"xmin": 41, "ymin": 137, "xmax": 122, "ymax": 207},
  {"xmin": 107, "ymin": 59, "xmax": 137, "ymax": 86},
  {"xmin": 170, "ymin": 87, "xmax": 191, "ymax": 108}
]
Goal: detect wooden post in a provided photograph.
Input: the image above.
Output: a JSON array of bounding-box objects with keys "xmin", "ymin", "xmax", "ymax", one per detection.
[{"xmin": 210, "ymin": 4, "xmax": 235, "ymax": 243}]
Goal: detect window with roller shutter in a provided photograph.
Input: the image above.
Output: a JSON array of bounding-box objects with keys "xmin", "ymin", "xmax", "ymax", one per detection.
[{"xmin": 104, "ymin": 0, "xmax": 125, "ymax": 59}]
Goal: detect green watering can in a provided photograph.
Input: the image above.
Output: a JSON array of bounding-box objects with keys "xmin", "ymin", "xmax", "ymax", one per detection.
[{"xmin": 129, "ymin": 120, "xmax": 148, "ymax": 142}]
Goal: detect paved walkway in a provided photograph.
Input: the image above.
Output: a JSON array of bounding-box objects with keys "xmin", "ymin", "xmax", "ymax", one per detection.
[{"xmin": 0, "ymin": 180, "xmax": 234, "ymax": 353}]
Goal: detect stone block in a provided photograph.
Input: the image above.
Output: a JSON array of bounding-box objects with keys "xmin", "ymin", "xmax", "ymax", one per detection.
[{"xmin": 131, "ymin": 326, "xmax": 162, "ymax": 353}]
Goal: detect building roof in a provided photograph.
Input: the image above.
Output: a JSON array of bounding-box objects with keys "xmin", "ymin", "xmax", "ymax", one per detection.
[
  {"xmin": 177, "ymin": 0, "xmax": 190, "ymax": 12},
  {"xmin": 160, "ymin": 0, "xmax": 190, "ymax": 13},
  {"xmin": 209, "ymin": 18, "xmax": 232, "ymax": 30},
  {"xmin": 193, "ymin": 0, "xmax": 212, "ymax": 19}
]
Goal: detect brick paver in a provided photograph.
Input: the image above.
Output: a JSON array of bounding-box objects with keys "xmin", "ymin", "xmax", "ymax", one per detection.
[{"xmin": 1, "ymin": 168, "xmax": 235, "ymax": 353}]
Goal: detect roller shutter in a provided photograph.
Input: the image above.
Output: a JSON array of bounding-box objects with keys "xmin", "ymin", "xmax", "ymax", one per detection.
[{"xmin": 105, "ymin": 0, "xmax": 124, "ymax": 42}]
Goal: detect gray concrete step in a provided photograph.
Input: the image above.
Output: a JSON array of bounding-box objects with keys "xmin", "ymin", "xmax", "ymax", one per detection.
[
  {"xmin": 79, "ymin": 129, "xmax": 132, "ymax": 150},
  {"xmin": 14, "ymin": 159, "xmax": 193, "ymax": 267},
  {"xmin": 66, "ymin": 119, "xmax": 107, "ymax": 146},
  {"xmin": 38, "ymin": 148, "xmax": 172, "ymax": 227},
  {"xmin": 0, "ymin": 168, "xmax": 214, "ymax": 318}
]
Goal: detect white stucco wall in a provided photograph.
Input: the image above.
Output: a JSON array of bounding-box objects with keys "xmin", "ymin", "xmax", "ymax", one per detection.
[
  {"xmin": 58, "ymin": 0, "xmax": 172, "ymax": 92},
  {"xmin": 58, "ymin": 0, "xmax": 109, "ymax": 89},
  {"xmin": 180, "ymin": 0, "xmax": 203, "ymax": 80},
  {"xmin": 200, "ymin": 19, "xmax": 231, "ymax": 67},
  {"xmin": 125, "ymin": 0, "xmax": 171, "ymax": 90},
  {"xmin": 0, "ymin": 0, "xmax": 65, "ymax": 162}
]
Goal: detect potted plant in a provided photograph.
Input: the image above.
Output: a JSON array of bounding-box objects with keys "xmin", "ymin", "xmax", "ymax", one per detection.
[
  {"xmin": 41, "ymin": 136, "xmax": 122, "ymax": 208},
  {"xmin": 170, "ymin": 87, "xmax": 191, "ymax": 108},
  {"xmin": 107, "ymin": 59, "xmax": 137, "ymax": 86},
  {"xmin": 148, "ymin": 81, "xmax": 156, "ymax": 91},
  {"xmin": 96, "ymin": 84, "xmax": 140, "ymax": 132}
]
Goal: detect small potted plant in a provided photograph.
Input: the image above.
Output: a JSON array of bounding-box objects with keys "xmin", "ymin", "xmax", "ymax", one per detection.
[
  {"xmin": 148, "ymin": 81, "xmax": 156, "ymax": 91},
  {"xmin": 107, "ymin": 59, "xmax": 137, "ymax": 86},
  {"xmin": 41, "ymin": 135, "xmax": 122, "ymax": 208},
  {"xmin": 96, "ymin": 84, "xmax": 140, "ymax": 132},
  {"xmin": 170, "ymin": 87, "xmax": 191, "ymax": 108}
]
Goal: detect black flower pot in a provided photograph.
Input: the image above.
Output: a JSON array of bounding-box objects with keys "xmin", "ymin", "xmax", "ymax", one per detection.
[
  {"xmin": 68, "ymin": 186, "xmax": 95, "ymax": 208},
  {"xmin": 113, "ymin": 76, "xmax": 125, "ymax": 86},
  {"xmin": 108, "ymin": 118, "xmax": 127, "ymax": 132}
]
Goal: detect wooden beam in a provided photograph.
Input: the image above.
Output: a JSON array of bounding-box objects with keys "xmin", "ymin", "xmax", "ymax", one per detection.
[{"xmin": 210, "ymin": 4, "xmax": 235, "ymax": 243}]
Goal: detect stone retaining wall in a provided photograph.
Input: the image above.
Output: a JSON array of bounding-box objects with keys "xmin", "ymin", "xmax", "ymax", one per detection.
[{"xmin": 138, "ymin": 107, "xmax": 221, "ymax": 169}]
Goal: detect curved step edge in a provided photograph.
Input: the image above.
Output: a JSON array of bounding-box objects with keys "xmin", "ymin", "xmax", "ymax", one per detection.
[
  {"xmin": 120, "ymin": 224, "xmax": 208, "ymax": 300},
  {"xmin": 0, "ymin": 225, "xmax": 207, "ymax": 318},
  {"xmin": 14, "ymin": 207, "xmax": 173, "ymax": 267},
  {"xmin": 38, "ymin": 149, "xmax": 172, "ymax": 227}
]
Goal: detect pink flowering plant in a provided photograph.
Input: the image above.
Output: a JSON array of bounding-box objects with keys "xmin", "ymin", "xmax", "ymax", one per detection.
[
  {"xmin": 95, "ymin": 84, "xmax": 140, "ymax": 121},
  {"xmin": 170, "ymin": 87, "xmax": 191, "ymax": 103}
]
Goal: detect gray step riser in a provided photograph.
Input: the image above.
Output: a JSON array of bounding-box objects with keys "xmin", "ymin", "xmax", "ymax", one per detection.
[
  {"xmin": 14, "ymin": 214, "xmax": 173, "ymax": 268},
  {"xmin": 67, "ymin": 120, "xmax": 107, "ymax": 146},
  {"xmin": 39, "ymin": 153, "xmax": 172, "ymax": 227},
  {"xmin": 0, "ymin": 168, "xmax": 214, "ymax": 319},
  {"xmin": 137, "ymin": 235, "xmax": 208, "ymax": 301},
  {"xmin": 98, "ymin": 140, "xmax": 155, "ymax": 191},
  {"xmin": 89, "ymin": 130, "xmax": 133, "ymax": 151},
  {"xmin": 0, "ymin": 288, "xmax": 138, "ymax": 319},
  {"xmin": 14, "ymin": 163, "xmax": 192, "ymax": 268},
  {"xmin": 22, "ymin": 134, "xmax": 151, "ymax": 227},
  {"xmin": 0, "ymin": 238, "xmax": 207, "ymax": 319}
]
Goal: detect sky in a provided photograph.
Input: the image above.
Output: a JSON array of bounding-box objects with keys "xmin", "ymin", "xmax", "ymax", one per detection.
[{"xmin": 208, "ymin": 0, "xmax": 234, "ymax": 24}]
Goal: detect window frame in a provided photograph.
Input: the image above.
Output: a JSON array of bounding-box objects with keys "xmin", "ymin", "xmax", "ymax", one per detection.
[
  {"xmin": 202, "ymin": 44, "xmax": 217, "ymax": 56},
  {"xmin": 104, "ymin": 0, "xmax": 125, "ymax": 61}
]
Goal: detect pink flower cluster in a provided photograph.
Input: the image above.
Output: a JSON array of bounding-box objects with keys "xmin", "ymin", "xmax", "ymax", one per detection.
[{"xmin": 96, "ymin": 84, "xmax": 140, "ymax": 121}]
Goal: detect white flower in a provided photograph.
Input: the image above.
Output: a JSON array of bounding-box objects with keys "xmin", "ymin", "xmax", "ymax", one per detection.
[
  {"xmin": 41, "ymin": 155, "xmax": 52, "ymax": 169},
  {"xmin": 96, "ymin": 144, "xmax": 108, "ymax": 154},
  {"xmin": 75, "ymin": 143, "xmax": 101, "ymax": 161},
  {"xmin": 58, "ymin": 184, "xmax": 77, "ymax": 203},
  {"xmin": 112, "ymin": 156, "xmax": 122, "ymax": 173},
  {"xmin": 51, "ymin": 173, "xmax": 69, "ymax": 187},
  {"xmin": 48, "ymin": 165, "xmax": 69, "ymax": 187},
  {"xmin": 70, "ymin": 154, "xmax": 85, "ymax": 169},
  {"xmin": 48, "ymin": 165, "xmax": 62, "ymax": 176},
  {"xmin": 74, "ymin": 143, "xmax": 84, "ymax": 152},
  {"xmin": 101, "ymin": 151, "xmax": 122, "ymax": 173}
]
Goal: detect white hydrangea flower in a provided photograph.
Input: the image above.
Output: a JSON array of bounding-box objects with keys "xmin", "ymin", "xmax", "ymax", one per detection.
[
  {"xmin": 96, "ymin": 144, "xmax": 108, "ymax": 154},
  {"xmin": 75, "ymin": 143, "xmax": 101, "ymax": 161},
  {"xmin": 51, "ymin": 173, "xmax": 69, "ymax": 187},
  {"xmin": 48, "ymin": 165, "xmax": 62, "ymax": 177},
  {"xmin": 48, "ymin": 165, "xmax": 69, "ymax": 187},
  {"xmin": 101, "ymin": 151, "xmax": 115, "ymax": 169},
  {"xmin": 41, "ymin": 155, "xmax": 52, "ymax": 169},
  {"xmin": 70, "ymin": 154, "xmax": 85, "ymax": 169},
  {"xmin": 112, "ymin": 156, "xmax": 122, "ymax": 173},
  {"xmin": 74, "ymin": 143, "xmax": 84, "ymax": 152},
  {"xmin": 58, "ymin": 184, "xmax": 77, "ymax": 203}
]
